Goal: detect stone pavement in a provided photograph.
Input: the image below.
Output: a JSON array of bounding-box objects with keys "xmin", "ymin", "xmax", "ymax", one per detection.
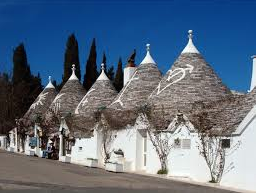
[{"xmin": 0, "ymin": 150, "xmax": 238, "ymax": 193}]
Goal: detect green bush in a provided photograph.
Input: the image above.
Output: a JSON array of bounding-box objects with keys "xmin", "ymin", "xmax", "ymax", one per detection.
[
  {"xmin": 209, "ymin": 179, "xmax": 218, "ymax": 183},
  {"xmin": 157, "ymin": 169, "xmax": 168, "ymax": 174}
]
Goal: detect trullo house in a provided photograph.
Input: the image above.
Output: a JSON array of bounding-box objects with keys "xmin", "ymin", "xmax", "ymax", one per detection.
[
  {"xmin": 8, "ymin": 76, "xmax": 57, "ymax": 156},
  {"xmin": 45, "ymin": 64, "xmax": 86, "ymax": 162},
  {"xmin": 70, "ymin": 63, "xmax": 118, "ymax": 166}
]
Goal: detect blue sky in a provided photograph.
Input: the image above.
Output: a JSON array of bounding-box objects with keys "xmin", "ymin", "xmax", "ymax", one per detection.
[{"xmin": 0, "ymin": 0, "xmax": 255, "ymax": 92}]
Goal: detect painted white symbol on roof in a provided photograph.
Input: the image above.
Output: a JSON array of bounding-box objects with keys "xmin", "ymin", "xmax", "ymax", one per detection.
[
  {"xmin": 110, "ymin": 71, "xmax": 139, "ymax": 108},
  {"xmin": 52, "ymin": 93, "xmax": 65, "ymax": 113},
  {"xmin": 75, "ymin": 88, "xmax": 96, "ymax": 114},
  {"xmin": 30, "ymin": 92, "xmax": 49, "ymax": 109},
  {"xmin": 156, "ymin": 64, "xmax": 194, "ymax": 95}
]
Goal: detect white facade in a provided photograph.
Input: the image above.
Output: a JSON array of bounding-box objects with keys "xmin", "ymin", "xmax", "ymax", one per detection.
[
  {"xmin": 250, "ymin": 56, "xmax": 256, "ymax": 91},
  {"xmin": 142, "ymin": 117, "xmax": 210, "ymax": 181},
  {"xmin": 220, "ymin": 106, "xmax": 256, "ymax": 192},
  {"xmin": 71, "ymin": 129, "xmax": 103, "ymax": 166},
  {"xmin": 8, "ymin": 128, "xmax": 18, "ymax": 152},
  {"xmin": 0, "ymin": 135, "xmax": 7, "ymax": 150}
]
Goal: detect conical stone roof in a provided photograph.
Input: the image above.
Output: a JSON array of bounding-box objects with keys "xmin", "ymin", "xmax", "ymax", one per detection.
[
  {"xmin": 148, "ymin": 30, "xmax": 231, "ymax": 125},
  {"xmin": 73, "ymin": 64, "xmax": 117, "ymax": 133},
  {"xmin": 48, "ymin": 64, "xmax": 86, "ymax": 118},
  {"xmin": 23, "ymin": 76, "xmax": 57, "ymax": 123},
  {"xmin": 206, "ymin": 88, "xmax": 256, "ymax": 135},
  {"xmin": 104, "ymin": 44, "xmax": 162, "ymax": 129}
]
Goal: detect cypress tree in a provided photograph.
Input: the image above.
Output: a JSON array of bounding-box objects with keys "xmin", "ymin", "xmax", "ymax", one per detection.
[
  {"xmin": 12, "ymin": 43, "xmax": 31, "ymax": 85},
  {"xmin": 83, "ymin": 38, "xmax": 98, "ymax": 90},
  {"xmin": 114, "ymin": 57, "xmax": 123, "ymax": 92},
  {"xmin": 12, "ymin": 44, "xmax": 43, "ymax": 120},
  {"xmin": 107, "ymin": 65, "xmax": 114, "ymax": 81},
  {"xmin": 61, "ymin": 34, "xmax": 81, "ymax": 88},
  {"xmin": 0, "ymin": 72, "xmax": 14, "ymax": 134}
]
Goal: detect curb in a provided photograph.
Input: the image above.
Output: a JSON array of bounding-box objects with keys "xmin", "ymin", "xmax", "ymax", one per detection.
[{"xmin": 130, "ymin": 171, "xmax": 255, "ymax": 193}]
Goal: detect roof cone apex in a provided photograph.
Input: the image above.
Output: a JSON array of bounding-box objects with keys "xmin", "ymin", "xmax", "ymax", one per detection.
[
  {"xmin": 181, "ymin": 30, "xmax": 200, "ymax": 54},
  {"xmin": 69, "ymin": 64, "xmax": 79, "ymax": 80},
  {"xmin": 45, "ymin": 76, "xmax": 55, "ymax": 89},
  {"xmin": 140, "ymin": 44, "xmax": 156, "ymax": 65},
  {"xmin": 97, "ymin": 63, "xmax": 110, "ymax": 81}
]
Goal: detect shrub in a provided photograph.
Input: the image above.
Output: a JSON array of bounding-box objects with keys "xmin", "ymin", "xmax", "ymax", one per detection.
[{"xmin": 157, "ymin": 169, "xmax": 168, "ymax": 174}]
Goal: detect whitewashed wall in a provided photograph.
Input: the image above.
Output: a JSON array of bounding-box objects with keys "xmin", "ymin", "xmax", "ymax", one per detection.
[
  {"xmin": 109, "ymin": 128, "xmax": 138, "ymax": 171},
  {"xmin": 168, "ymin": 126, "xmax": 210, "ymax": 182},
  {"xmin": 145, "ymin": 125, "xmax": 210, "ymax": 182},
  {"xmin": 9, "ymin": 129, "xmax": 17, "ymax": 152},
  {"xmin": 0, "ymin": 135, "xmax": 7, "ymax": 149},
  {"xmin": 71, "ymin": 130, "xmax": 101, "ymax": 165},
  {"xmin": 221, "ymin": 106, "xmax": 256, "ymax": 192}
]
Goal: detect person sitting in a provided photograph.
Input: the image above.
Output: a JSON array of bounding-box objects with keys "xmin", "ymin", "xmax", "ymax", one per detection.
[{"xmin": 47, "ymin": 142, "xmax": 54, "ymax": 159}]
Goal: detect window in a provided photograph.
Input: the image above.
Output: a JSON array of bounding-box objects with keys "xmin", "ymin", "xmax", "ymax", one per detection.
[
  {"xmin": 143, "ymin": 137, "xmax": 147, "ymax": 167},
  {"xmin": 143, "ymin": 137, "xmax": 147, "ymax": 152},
  {"xmin": 79, "ymin": 147, "xmax": 82, "ymax": 151},
  {"xmin": 174, "ymin": 138, "xmax": 181, "ymax": 149},
  {"xmin": 221, "ymin": 139, "xmax": 230, "ymax": 149},
  {"xmin": 174, "ymin": 138, "xmax": 191, "ymax": 149},
  {"xmin": 182, "ymin": 139, "xmax": 191, "ymax": 149}
]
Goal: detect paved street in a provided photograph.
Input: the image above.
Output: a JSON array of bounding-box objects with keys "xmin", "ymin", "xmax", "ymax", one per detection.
[{"xmin": 0, "ymin": 150, "xmax": 237, "ymax": 193}]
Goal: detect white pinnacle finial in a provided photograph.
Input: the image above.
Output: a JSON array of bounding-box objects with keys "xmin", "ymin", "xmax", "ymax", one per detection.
[
  {"xmin": 188, "ymin": 30, "xmax": 193, "ymax": 39},
  {"xmin": 97, "ymin": 63, "xmax": 109, "ymax": 81},
  {"xmin": 72, "ymin": 64, "xmax": 76, "ymax": 72},
  {"xmin": 45, "ymin": 75, "xmax": 55, "ymax": 89},
  {"xmin": 181, "ymin": 30, "xmax": 200, "ymax": 54},
  {"xmin": 140, "ymin": 43, "xmax": 156, "ymax": 65},
  {"xmin": 101, "ymin": 63, "xmax": 105, "ymax": 71},
  {"xmin": 146, "ymin": 44, "xmax": 150, "ymax": 51},
  {"xmin": 69, "ymin": 64, "xmax": 79, "ymax": 80}
]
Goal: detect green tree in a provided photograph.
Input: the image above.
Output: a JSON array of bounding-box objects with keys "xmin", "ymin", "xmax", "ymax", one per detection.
[
  {"xmin": 12, "ymin": 43, "xmax": 31, "ymax": 85},
  {"xmin": 0, "ymin": 72, "xmax": 14, "ymax": 134},
  {"xmin": 12, "ymin": 44, "xmax": 43, "ymax": 121},
  {"xmin": 60, "ymin": 34, "xmax": 81, "ymax": 88},
  {"xmin": 83, "ymin": 38, "xmax": 98, "ymax": 90},
  {"xmin": 113, "ymin": 57, "xmax": 123, "ymax": 91}
]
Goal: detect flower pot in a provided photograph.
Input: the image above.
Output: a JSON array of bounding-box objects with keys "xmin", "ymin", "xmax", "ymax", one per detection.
[{"xmin": 105, "ymin": 162, "xmax": 124, "ymax": 173}]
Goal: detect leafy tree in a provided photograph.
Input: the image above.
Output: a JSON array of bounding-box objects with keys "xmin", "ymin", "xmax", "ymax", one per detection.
[
  {"xmin": 60, "ymin": 34, "xmax": 81, "ymax": 88},
  {"xmin": 113, "ymin": 57, "xmax": 123, "ymax": 91},
  {"xmin": 83, "ymin": 38, "xmax": 98, "ymax": 90}
]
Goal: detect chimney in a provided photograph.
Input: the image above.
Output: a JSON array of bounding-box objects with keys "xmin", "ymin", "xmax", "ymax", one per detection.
[
  {"xmin": 250, "ymin": 55, "xmax": 256, "ymax": 91},
  {"xmin": 124, "ymin": 50, "xmax": 136, "ymax": 86}
]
